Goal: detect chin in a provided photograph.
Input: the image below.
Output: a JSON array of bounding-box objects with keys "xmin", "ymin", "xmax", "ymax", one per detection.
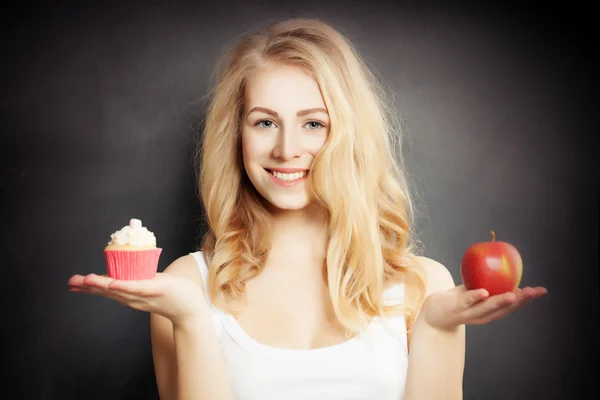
[
  {"xmin": 247, "ymin": 170, "xmax": 314, "ymax": 212},
  {"xmin": 264, "ymin": 194, "xmax": 312, "ymax": 211}
]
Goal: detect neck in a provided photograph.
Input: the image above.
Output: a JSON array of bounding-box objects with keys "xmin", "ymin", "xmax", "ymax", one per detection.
[{"xmin": 267, "ymin": 202, "xmax": 329, "ymax": 267}]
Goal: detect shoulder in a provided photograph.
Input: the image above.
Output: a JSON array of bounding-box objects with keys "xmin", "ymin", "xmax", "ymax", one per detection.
[
  {"xmin": 414, "ymin": 256, "xmax": 457, "ymax": 296},
  {"xmin": 162, "ymin": 252, "xmax": 205, "ymax": 292},
  {"xmin": 404, "ymin": 256, "xmax": 461, "ymax": 350}
]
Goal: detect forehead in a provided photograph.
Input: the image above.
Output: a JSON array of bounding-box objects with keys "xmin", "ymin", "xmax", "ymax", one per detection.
[{"xmin": 244, "ymin": 62, "xmax": 326, "ymax": 112}]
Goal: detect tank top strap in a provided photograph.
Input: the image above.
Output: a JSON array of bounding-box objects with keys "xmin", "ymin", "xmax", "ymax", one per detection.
[
  {"xmin": 382, "ymin": 282, "xmax": 405, "ymax": 306},
  {"xmin": 189, "ymin": 251, "xmax": 225, "ymax": 337},
  {"xmin": 378, "ymin": 282, "xmax": 409, "ymax": 351},
  {"xmin": 189, "ymin": 251, "xmax": 211, "ymax": 294}
]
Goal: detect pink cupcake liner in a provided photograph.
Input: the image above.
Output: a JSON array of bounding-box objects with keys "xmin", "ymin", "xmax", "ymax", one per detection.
[{"xmin": 104, "ymin": 248, "xmax": 162, "ymax": 280}]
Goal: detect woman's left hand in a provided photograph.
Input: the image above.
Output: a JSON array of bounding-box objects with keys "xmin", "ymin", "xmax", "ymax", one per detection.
[{"xmin": 420, "ymin": 285, "xmax": 548, "ymax": 331}]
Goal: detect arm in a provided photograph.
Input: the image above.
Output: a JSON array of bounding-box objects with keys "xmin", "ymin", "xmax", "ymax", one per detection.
[
  {"xmin": 403, "ymin": 257, "xmax": 465, "ymax": 400},
  {"xmin": 151, "ymin": 255, "xmax": 235, "ymax": 400}
]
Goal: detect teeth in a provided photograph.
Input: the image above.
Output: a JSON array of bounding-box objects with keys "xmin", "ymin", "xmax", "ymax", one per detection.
[{"xmin": 271, "ymin": 170, "xmax": 307, "ymax": 181}]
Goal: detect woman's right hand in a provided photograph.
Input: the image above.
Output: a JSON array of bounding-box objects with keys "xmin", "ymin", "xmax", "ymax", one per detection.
[{"xmin": 68, "ymin": 272, "xmax": 209, "ymax": 327}]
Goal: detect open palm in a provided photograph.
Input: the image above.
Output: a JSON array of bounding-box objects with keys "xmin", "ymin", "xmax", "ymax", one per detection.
[
  {"xmin": 422, "ymin": 285, "xmax": 548, "ymax": 331},
  {"xmin": 68, "ymin": 273, "xmax": 207, "ymax": 325}
]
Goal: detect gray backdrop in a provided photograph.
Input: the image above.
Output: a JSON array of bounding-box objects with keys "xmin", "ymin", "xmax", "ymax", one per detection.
[{"xmin": 2, "ymin": 1, "xmax": 598, "ymax": 399}]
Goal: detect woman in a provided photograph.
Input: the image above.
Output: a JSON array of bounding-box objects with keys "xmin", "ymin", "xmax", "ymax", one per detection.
[{"xmin": 68, "ymin": 18, "xmax": 547, "ymax": 399}]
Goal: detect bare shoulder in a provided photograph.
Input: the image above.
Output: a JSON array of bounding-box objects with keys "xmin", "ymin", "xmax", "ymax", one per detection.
[
  {"xmin": 404, "ymin": 256, "xmax": 460, "ymax": 350},
  {"xmin": 414, "ymin": 256, "xmax": 457, "ymax": 296},
  {"xmin": 150, "ymin": 253, "xmax": 205, "ymax": 400},
  {"xmin": 162, "ymin": 253, "xmax": 205, "ymax": 290}
]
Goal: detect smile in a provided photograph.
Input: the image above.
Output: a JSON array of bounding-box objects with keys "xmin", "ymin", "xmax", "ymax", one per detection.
[{"xmin": 265, "ymin": 168, "xmax": 309, "ymax": 186}]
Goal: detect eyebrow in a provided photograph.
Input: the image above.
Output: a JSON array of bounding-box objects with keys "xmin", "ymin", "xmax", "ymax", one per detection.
[{"xmin": 247, "ymin": 106, "xmax": 328, "ymax": 118}]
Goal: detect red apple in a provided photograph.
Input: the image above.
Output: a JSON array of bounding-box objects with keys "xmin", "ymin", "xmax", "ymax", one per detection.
[{"xmin": 460, "ymin": 231, "xmax": 523, "ymax": 296}]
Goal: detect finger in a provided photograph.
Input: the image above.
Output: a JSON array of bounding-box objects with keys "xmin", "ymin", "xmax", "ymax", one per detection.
[
  {"xmin": 105, "ymin": 291, "xmax": 144, "ymax": 305},
  {"xmin": 513, "ymin": 286, "xmax": 547, "ymax": 308},
  {"xmin": 83, "ymin": 274, "xmax": 115, "ymax": 290},
  {"xmin": 509, "ymin": 286, "xmax": 547, "ymax": 306},
  {"xmin": 68, "ymin": 274, "xmax": 86, "ymax": 287},
  {"xmin": 449, "ymin": 285, "xmax": 467, "ymax": 294},
  {"xmin": 108, "ymin": 279, "xmax": 161, "ymax": 297},
  {"xmin": 466, "ymin": 291, "xmax": 517, "ymax": 321},
  {"xmin": 73, "ymin": 274, "xmax": 159, "ymax": 301},
  {"xmin": 470, "ymin": 289, "xmax": 528, "ymax": 323},
  {"xmin": 470, "ymin": 287, "xmax": 546, "ymax": 324},
  {"xmin": 70, "ymin": 283, "xmax": 142, "ymax": 305},
  {"xmin": 532, "ymin": 286, "xmax": 548, "ymax": 296},
  {"xmin": 69, "ymin": 273, "xmax": 109, "ymax": 286},
  {"xmin": 460, "ymin": 288, "xmax": 489, "ymax": 308},
  {"xmin": 72, "ymin": 274, "xmax": 116, "ymax": 296},
  {"xmin": 72, "ymin": 284, "xmax": 111, "ymax": 297}
]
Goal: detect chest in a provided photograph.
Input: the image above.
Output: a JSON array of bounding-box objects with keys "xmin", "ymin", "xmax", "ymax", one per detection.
[
  {"xmin": 218, "ymin": 319, "xmax": 409, "ymax": 400},
  {"xmin": 234, "ymin": 267, "xmax": 350, "ymax": 350}
]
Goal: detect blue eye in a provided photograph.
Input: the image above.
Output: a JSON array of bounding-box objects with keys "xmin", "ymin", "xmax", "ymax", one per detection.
[
  {"xmin": 305, "ymin": 121, "xmax": 324, "ymax": 130},
  {"xmin": 256, "ymin": 120, "xmax": 275, "ymax": 128}
]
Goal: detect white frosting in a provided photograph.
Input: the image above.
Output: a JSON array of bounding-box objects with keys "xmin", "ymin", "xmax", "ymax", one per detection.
[{"xmin": 107, "ymin": 218, "xmax": 157, "ymax": 247}]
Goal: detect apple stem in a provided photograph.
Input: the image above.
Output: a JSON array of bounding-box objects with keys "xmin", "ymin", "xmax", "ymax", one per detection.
[{"xmin": 490, "ymin": 230, "xmax": 495, "ymax": 242}]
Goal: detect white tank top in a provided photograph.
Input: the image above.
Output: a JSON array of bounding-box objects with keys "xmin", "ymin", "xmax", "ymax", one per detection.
[{"xmin": 190, "ymin": 251, "xmax": 408, "ymax": 400}]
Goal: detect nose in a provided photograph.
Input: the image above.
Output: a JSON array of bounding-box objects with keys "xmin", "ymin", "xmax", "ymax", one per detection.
[{"xmin": 272, "ymin": 126, "xmax": 302, "ymax": 160}]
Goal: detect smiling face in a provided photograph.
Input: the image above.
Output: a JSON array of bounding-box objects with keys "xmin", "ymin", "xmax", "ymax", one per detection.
[{"xmin": 241, "ymin": 62, "xmax": 330, "ymax": 211}]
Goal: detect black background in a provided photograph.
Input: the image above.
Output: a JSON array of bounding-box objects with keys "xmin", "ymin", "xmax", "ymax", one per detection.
[{"xmin": 2, "ymin": 1, "xmax": 598, "ymax": 399}]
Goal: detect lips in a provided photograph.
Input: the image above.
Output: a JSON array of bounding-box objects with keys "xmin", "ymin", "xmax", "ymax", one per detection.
[
  {"xmin": 265, "ymin": 168, "xmax": 309, "ymax": 173},
  {"xmin": 265, "ymin": 168, "xmax": 309, "ymax": 186}
]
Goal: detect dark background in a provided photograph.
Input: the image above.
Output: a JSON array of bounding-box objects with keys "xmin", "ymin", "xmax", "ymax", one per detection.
[{"xmin": 1, "ymin": 1, "xmax": 598, "ymax": 399}]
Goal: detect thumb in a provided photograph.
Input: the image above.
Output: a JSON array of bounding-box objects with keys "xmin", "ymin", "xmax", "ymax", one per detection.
[
  {"xmin": 448, "ymin": 284, "xmax": 467, "ymax": 294},
  {"xmin": 460, "ymin": 287, "xmax": 489, "ymax": 308}
]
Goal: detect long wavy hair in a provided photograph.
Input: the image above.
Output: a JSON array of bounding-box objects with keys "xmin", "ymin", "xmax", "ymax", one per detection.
[{"xmin": 197, "ymin": 18, "xmax": 427, "ymax": 335}]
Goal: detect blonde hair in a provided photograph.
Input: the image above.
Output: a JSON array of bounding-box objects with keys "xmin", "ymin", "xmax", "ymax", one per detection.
[{"xmin": 197, "ymin": 18, "xmax": 427, "ymax": 334}]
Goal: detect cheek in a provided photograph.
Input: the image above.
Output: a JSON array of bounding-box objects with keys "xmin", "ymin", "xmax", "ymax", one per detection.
[
  {"xmin": 241, "ymin": 130, "xmax": 270, "ymax": 165},
  {"xmin": 306, "ymin": 132, "xmax": 328, "ymax": 155},
  {"xmin": 241, "ymin": 131, "xmax": 252, "ymax": 163}
]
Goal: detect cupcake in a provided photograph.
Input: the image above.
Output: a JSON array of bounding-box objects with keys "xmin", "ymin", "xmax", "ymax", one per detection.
[{"xmin": 104, "ymin": 218, "xmax": 162, "ymax": 280}]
